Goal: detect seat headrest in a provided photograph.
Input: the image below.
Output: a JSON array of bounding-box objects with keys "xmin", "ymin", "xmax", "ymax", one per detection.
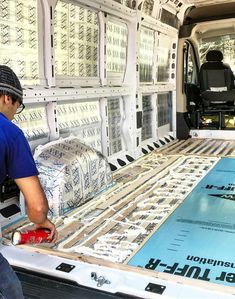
[{"xmin": 206, "ymin": 50, "xmax": 223, "ymax": 62}]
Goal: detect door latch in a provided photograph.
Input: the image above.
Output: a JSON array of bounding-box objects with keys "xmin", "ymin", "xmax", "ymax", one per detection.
[{"xmin": 91, "ymin": 272, "xmax": 111, "ymax": 287}]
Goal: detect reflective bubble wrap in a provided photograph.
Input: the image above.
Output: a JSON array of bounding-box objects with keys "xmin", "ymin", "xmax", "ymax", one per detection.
[{"xmin": 34, "ymin": 137, "xmax": 113, "ymax": 216}]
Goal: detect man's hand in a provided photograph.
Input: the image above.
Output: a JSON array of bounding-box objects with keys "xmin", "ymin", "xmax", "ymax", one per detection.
[
  {"xmin": 34, "ymin": 218, "xmax": 58, "ymax": 243},
  {"xmin": 15, "ymin": 176, "xmax": 58, "ymax": 242}
]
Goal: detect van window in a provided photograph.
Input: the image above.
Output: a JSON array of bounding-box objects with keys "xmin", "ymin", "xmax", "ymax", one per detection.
[
  {"xmin": 183, "ymin": 42, "xmax": 195, "ymax": 84},
  {"xmin": 199, "ymin": 34, "xmax": 235, "ymax": 74}
]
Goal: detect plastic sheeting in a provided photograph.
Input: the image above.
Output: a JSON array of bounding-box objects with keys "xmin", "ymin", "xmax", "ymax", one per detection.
[{"xmin": 34, "ymin": 137, "xmax": 112, "ymax": 216}]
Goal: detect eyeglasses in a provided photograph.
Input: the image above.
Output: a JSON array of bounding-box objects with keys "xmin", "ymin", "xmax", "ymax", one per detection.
[
  {"xmin": 9, "ymin": 95, "xmax": 25, "ymax": 114},
  {"xmin": 16, "ymin": 102, "xmax": 25, "ymax": 114}
]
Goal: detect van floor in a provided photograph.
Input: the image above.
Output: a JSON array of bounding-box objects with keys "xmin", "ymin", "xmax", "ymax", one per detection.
[
  {"xmin": 157, "ymin": 137, "xmax": 235, "ymax": 156},
  {"xmin": 4, "ymin": 138, "xmax": 235, "ymax": 293},
  {"xmin": 128, "ymin": 156, "xmax": 235, "ymax": 286}
]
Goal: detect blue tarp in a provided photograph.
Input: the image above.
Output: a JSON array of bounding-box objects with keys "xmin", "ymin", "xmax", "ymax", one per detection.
[{"xmin": 129, "ymin": 157, "xmax": 235, "ymax": 286}]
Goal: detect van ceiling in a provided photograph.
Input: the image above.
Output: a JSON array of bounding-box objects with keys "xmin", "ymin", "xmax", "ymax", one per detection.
[
  {"xmin": 185, "ymin": 0, "xmax": 235, "ymax": 6},
  {"xmin": 183, "ymin": 2, "xmax": 235, "ymax": 25}
]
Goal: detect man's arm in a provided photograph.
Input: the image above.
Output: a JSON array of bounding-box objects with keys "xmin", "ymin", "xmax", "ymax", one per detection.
[{"xmin": 15, "ymin": 176, "xmax": 57, "ymax": 241}]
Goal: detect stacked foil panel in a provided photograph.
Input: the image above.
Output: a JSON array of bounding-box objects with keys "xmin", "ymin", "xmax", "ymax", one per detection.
[
  {"xmin": 0, "ymin": 0, "xmax": 39, "ymax": 85},
  {"xmin": 54, "ymin": 1, "xmax": 99, "ymax": 77},
  {"xmin": 34, "ymin": 137, "xmax": 113, "ymax": 216}
]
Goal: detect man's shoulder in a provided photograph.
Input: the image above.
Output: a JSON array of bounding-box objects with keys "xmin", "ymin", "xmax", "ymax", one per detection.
[{"xmin": 0, "ymin": 114, "xmax": 22, "ymax": 139}]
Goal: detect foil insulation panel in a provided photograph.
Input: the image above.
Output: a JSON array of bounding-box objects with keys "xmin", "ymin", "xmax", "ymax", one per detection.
[{"xmin": 34, "ymin": 137, "xmax": 113, "ymax": 216}]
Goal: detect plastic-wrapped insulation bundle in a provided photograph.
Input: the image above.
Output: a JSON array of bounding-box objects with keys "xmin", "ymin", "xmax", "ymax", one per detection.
[{"xmin": 34, "ymin": 137, "xmax": 113, "ymax": 216}]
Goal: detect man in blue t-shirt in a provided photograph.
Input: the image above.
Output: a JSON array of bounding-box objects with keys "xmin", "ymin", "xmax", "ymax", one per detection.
[{"xmin": 0, "ymin": 65, "xmax": 58, "ymax": 299}]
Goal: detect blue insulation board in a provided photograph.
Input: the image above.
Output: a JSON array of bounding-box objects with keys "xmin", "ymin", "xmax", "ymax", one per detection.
[{"xmin": 128, "ymin": 157, "xmax": 235, "ymax": 287}]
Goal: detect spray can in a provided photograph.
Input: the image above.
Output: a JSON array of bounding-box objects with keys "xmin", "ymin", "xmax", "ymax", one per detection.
[{"xmin": 11, "ymin": 229, "xmax": 51, "ymax": 245}]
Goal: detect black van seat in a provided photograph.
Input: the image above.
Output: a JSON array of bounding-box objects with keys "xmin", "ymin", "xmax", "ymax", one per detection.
[{"xmin": 199, "ymin": 50, "xmax": 235, "ymax": 109}]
